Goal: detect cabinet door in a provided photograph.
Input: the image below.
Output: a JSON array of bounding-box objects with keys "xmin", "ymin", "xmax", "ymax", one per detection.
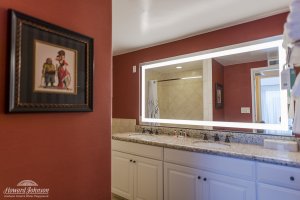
[
  {"xmin": 133, "ymin": 155, "xmax": 163, "ymax": 200},
  {"xmin": 203, "ymin": 171, "xmax": 255, "ymax": 200},
  {"xmin": 112, "ymin": 151, "xmax": 134, "ymax": 200},
  {"xmin": 258, "ymin": 183, "xmax": 300, "ymax": 200},
  {"xmin": 164, "ymin": 162, "xmax": 204, "ymax": 200}
]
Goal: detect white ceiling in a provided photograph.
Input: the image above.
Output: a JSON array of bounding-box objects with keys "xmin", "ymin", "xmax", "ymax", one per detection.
[{"xmin": 112, "ymin": 0, "xmax": 290, "ymax": 56}]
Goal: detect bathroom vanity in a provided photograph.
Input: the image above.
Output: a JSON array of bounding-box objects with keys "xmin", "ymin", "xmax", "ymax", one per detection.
[
  {"xmin": 112, "ymin": 35, "xmax": 300, "ymax": 200},
  {"xmin": 112, "ymin": 133, "xmax": 300, "ymax": 200},
  {"xmin": 112, "ymin": 140, "xmax": 163, "ymax": 200}
]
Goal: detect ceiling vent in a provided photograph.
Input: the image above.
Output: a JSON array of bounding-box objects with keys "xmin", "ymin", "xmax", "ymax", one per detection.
[{"xmin": 268, "ymin": 58, "xmax": 279, "ymax": 66}]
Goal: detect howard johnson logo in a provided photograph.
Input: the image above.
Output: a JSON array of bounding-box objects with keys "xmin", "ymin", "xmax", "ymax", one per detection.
[{"xmin": 3, "ymin": 180, "xmax": 49, "ymax": 198}]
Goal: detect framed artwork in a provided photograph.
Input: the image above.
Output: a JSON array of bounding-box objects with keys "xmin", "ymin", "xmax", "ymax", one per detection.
[
  {"xmin": 8, "ymin": 10, "xmax": 93, "ymax": 112},
  {"xmin": 215, "ymin": 83, "xmax": 224, "ymax": 109}
]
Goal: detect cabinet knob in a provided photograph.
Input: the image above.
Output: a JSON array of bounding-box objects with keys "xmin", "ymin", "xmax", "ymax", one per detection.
[
  {"xmin": 203, "ymin": 178, "xmax": 207, "ymax": 181},
  {"xmin": 290, "ymin": 176, "xmax": 295, "ymax": 181},
  {"xmin": 130, "ymin": 159, "xmax": 133, "ymax": 162},
  {"xmin": 197, "ymin": 176, "xmax": 201, "ymax": 180},
  {"xmin": 133, "ymin": 160, "xmax": 136, "ymax": 163}
]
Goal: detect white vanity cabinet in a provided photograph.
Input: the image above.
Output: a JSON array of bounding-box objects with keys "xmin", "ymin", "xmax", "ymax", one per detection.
[
  {"xmin": 112, "ymin": 139, "xmax": 300, "ymax": 200},
  {"xmin": 112, "ymin": 151, "xmax": 134, "ymax": 199},
  {"xmin": 203, "ymin": 170, "xmax": 256, "ymax": 200},
  {"xmin": 112, "ymin": 140, "xmax": 163, "ymax": 200},
  {"xmin": 164, "ymin": 148, "xmax": 256, "ymax": 200},
  {"xmin": 257, "ymin": 162, "xmax": 300, "ymax": 200},
  {"xmin": 164, "ymin": 162, "xmax": 204, "ymax": 200}
]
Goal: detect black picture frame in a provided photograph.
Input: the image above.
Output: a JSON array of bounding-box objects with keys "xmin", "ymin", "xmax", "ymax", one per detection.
[
  {"xmin": 8, "ymin": 10, "xmax": 93, "ymax": 112},
  {"xmin": 215, "ymin": 83, "xmax": 224, "ymax": 109}
]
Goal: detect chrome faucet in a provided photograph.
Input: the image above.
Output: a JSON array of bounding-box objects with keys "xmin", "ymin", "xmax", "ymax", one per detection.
[
  {"xmin": 225, "ymin": 135, "xmax": 231, "ymax": 143},
  {"xmin": 179, "ymin": 130, "xmax": 183, "ymax": 136},
  {"xmin": 202, "ymin": 133, "xmax": 208, "ymax": 140},
  {"xmin": 148, "ymin": 127, "xmax": 153, "ymax": 134},
  {"xmin": 142, "ymin": 127, "xmax": 153, "ymax": 134},
  {"xmin": 213, "ymin": 134, "xmax": 220, "ymax": 142}
]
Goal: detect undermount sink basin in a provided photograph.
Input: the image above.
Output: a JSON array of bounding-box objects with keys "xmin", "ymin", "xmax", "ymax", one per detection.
[
  {"xmin": 192, "ymin": 140, "xmax": 230, "ymax": 149},
  {"xmin": 128, "ymin": 133, "xmax": 157, "ymax": 140}
]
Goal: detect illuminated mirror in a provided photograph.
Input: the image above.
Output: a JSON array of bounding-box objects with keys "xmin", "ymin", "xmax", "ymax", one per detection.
[{"xmin": 141, "ymin": 36, "xmax": 292, "ymax": 135}]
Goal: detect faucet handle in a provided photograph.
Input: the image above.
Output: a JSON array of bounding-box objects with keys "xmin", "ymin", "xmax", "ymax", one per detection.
[
  {"xmin": 201, "ymin": 133, "xmax": 208, "ymax": 140},
  {"xmin": 149, "ymin": 128, "xmax": 153, "ymax": 134},
  {"xmin": 183, "ymin": 130, "xmax": 187, "ymax": 137},
  {"xmin": 213, "ymin": 134, "xmax": 220, "ymax": 142},
  {"xmin": 225, "ymin": 134, "xmax": 232, "ymax": 143},
  {"xmin": 179, "ymin": 130, "xmax": 183, "ymax": 136},
  {"xmin": 155, "ymin": 129, "xmax": 159, "ymax": 135}
]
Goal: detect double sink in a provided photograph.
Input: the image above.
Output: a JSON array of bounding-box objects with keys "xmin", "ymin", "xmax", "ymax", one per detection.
[
  {"xmin": 128, "ymin": 133, "xmax": 230, "ymax": 149},
  {"xmin": 192, "ymin": 140, "xmax": 230, "ymax": 149}
]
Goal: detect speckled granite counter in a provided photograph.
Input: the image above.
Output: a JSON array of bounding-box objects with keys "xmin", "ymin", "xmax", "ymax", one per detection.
[{"xmin": 112, "ymin": 133, "xmax": 300, "ymax": 168}]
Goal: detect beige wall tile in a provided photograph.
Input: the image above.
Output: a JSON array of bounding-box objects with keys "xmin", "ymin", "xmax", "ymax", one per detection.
[{"xmin": 112, "ymin": 118, "xmax": 136, "ymax": 134}]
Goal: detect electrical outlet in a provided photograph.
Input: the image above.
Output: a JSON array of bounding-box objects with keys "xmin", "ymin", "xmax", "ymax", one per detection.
[{"xmin": 241, "ymin": 107, "xmax": 251, "ymax": 114}]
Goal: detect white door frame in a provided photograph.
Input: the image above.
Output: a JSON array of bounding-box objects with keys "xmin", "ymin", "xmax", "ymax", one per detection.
[{"xmin": 250, "ymin": 66, "xmax": 279, "ymax": 123}]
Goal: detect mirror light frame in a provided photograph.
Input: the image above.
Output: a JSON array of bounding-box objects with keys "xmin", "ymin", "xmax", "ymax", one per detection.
[{"xmin": 140, "ymin": 36, "xmax": 288, "ymax": 131}]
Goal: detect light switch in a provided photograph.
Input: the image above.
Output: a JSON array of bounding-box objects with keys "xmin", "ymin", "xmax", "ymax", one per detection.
[
  {"xmin": 241, "ymin": 107, "xmax": 251, "ymax": 114},
  {"xmin": 132, "ymin": 65, "xmax": 136, "ymax": 73}
]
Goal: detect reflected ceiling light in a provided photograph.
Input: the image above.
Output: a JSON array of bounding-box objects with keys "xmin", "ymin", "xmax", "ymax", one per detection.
[
  {"xmin": 181, "ymin": 76, "xmax": 202, "ymax": 80},
  {"xmin": 176, "ymin": 66, "xmax": 182, "ymax": 69}
]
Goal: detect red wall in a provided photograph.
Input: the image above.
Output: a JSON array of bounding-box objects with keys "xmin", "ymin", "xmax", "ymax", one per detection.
[
  {"xmin": 113, "ymin": 13, "xmax": 287, "ymax": 123},
  {"xmin": 212, "ymin": 59, "xmax": 225, "ymax": 121},
  {"xmin": 223, "ymin": 60, "xmax": 268, "ymax": 122},
  {"xmin": 0, "ymin": 1, "xmax": 112, "ymax": 200}
]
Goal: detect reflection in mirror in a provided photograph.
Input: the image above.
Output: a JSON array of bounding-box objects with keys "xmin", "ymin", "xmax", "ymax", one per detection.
[
  {"xmin": 211, "ymin": 47, "xmax": 281, "ymax": 124},
  {"xmin": 251, "ymin": 67, "xmax": 280, "ymax": 124},
  {"xmin": 146, "ymin": 60, "xmax": 204, "ymax": 120},
  {"xmin": 141, "ymin": 37, "xmax": 291, "ymax": 135}
]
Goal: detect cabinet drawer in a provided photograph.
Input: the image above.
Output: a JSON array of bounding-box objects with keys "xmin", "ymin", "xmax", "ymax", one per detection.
[
  {"xmin": 164, "ymin": 148, "xmax": 255, "ymax": 180},
  {"xmin": 257, "ymin": 162, "xmax": 300, "ymax": 190},
  {"xmin": 112, "ymin": 140, "xmax": 163, "ymax": 160},
  {"xmin": 257, "ymin": 183, "xmax": 300, "ymax": 200}
]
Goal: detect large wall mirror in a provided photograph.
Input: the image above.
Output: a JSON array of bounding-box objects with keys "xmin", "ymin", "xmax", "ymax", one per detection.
[{"xmin": 140, "ymin": 36, "xmax": 293, "ymax": 136}]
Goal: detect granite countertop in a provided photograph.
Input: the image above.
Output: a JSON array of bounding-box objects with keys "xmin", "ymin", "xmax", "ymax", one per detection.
[{"xmin": 112, "ymin": 133, "xmax": 300, "ymax": 168}]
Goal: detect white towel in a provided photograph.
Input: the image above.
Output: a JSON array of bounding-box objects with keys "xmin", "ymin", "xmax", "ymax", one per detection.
[
  {"xmin": 292, "ymin": 73, "xmax": 300, "ymax": 97},
  {"xmin": 288, "ymin": 96, "xmax": 295, "ymax": 119},
  {"xmin": 283, "ymin": 28, "xmax": 300, "ymax": 67},
  {"xmin": 292, "ymin": 74, "xmax": 300, "ymax": 134},
  {"xmin": 286, "ymin": 0, "xmax": 300, "ymax": 41},
  {"xmin": 292, "ymin": 97, "xmax": 300, "ymax": 134},
  {"xmin": 283, "ymin": 0, "xmax": 300, "ymax": 134},
  {"xmin": 283, "ymin": 0, "xmax": 300, "ymax": 66}
]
